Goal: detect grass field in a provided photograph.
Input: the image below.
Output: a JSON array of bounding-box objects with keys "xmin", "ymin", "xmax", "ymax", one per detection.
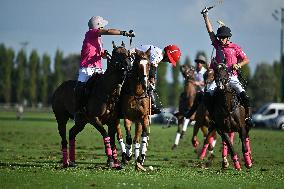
[{"xmin": 0, "ymin": 110, "xmax": 284, "ymax": 189}]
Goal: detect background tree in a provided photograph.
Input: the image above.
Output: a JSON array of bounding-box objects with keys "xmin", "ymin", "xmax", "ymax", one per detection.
[
  {"xmin": 14, "ymin": 49, "xmax": 27, "ymax": 104},
  {"xmin": 156, "ymin": 62, "xmax": 168, "ymax": 107},
  {"xmin": 0, "ymin": 44, "xmax": 6, "ymax": 102},
  {"xmin": 272, "ymin": 60, "xmax": 282, "ymax": 102},
  {"xmin": 249, "ymin": 63, "xmax": 277, "ymax": 110},
  {"xmin": 52, "ymin": 49, "xmax": 64, "ymax": 94},
  {"xmin": 28, "ymin": 50, "xmax": 40, "ymax": 107},
  {"xmin": 184, "ymin": 56, "xmax": 191, "ymax": 67},
  {"xmin": 39, "ymin": 53, "xmax": 51, "ymax": 105},
  {"xmin": 168, "ymin": 61, "xmax": 181, "ymax": 107},
  {"xmin": 0, "ymin": 45, "xmax": 14, "ymax": 105},
  {"xmin": 61, "ymin": 53, "xmax": 80, "ymax": 80}
]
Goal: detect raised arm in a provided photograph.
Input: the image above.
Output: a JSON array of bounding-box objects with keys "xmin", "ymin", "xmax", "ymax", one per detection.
[{"xmin": 201, "ymin": 8, "xmax": 217, "ymax": 44}]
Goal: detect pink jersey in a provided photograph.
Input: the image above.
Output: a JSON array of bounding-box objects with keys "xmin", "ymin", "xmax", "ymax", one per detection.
[
  {"xmin": 212, "ymin": 41, "xmax": 247, "ymax": 75},
  {"xmin": 80, "ymin": 29, "xmax": 104, "ymax": 68}
]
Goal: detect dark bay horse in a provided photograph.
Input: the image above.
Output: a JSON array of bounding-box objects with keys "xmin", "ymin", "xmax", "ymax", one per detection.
[
  {"xmin": 52, "ymin": 43, "xmax": 131, "ymax": 168},
  {"xmin": 201, "ymin": 63, "xmax": 252, "ymax": 170},
  {"xmin": 115, "ymin": 48, "xmax": 151, "ymax": 170}
]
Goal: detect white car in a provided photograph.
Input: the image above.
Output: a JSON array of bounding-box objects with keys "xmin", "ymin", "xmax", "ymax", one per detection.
[
  {"xmin": 275, "ymin": 112, "xmax": 284, "ymax": 130},
  {"xmin": 252, "ymin": 103, "xmax": 284, "ymax": 128}
]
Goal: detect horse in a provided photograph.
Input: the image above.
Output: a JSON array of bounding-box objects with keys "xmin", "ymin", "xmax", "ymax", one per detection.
[
  {"xmin": 171, "ymin": 64, "xmax": 196, "ymax": 150},
  {"xmin": 115, "ymin": 47, "xmax": 151, "ymax": 171},
  {"xmin": 192, "ymin": 69, "xmax": 217, "ymax": 159},
  {"xmin": 200, "ymin": 63, "xmax": 252, "ymax": 170},
  {"xmin": 52, "ymin": 42, "xmax": 131, "ymax": 168}
]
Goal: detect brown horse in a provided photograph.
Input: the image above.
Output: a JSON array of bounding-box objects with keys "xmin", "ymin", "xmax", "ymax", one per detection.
[
  {"xmin": 172, "ymin": 64, "xmax": 197, "ymax": 149},
  {"xmin": 52, "ymin": 42, "xmax": 131, "ymax": 168},
  {"xmin": 201, "ymin": 63, "xmax": 252, "ymax": 170},
  {"xmin": 193, "ymin": 69, "xmax": 217, "ymax": 157},
  {"xmin": 115, "ymin": 48, "xmax": 151, "ymax": 170}
]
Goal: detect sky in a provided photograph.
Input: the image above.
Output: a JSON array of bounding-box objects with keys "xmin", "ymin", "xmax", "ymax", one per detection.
[{"xmin": 1, "ymin": 0, "xmax": 284, "ymax": 77}]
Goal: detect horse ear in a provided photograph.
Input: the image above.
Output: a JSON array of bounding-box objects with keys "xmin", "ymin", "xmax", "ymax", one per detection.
[
  {"xmin": 121, "ymin": 41, "xmax": 125, "ymax": 47},
  {"xmin": 135, "ymin": 48, "xmax": 142, "ymax": 55},
  {"xmin": 145, "ymin": 47, "xmax": 151, "ymax": 57},
  {"xmin": 112, "ymin": 41, "xmax": 116, "ymax": 48}
]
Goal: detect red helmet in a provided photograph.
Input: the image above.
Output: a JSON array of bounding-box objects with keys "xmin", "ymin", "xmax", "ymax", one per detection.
[{"xmin": 164, "ymin": 45, "xmax": 181, "ymax": 67}]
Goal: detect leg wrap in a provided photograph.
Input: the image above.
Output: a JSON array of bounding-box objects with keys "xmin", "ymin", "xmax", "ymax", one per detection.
[
  {"xmin": 69, "ymin": 139, "xmax": 76, "ymax": 162},
  {"xmin": 103, "ymin": 137, "xmax": 112, "ymax": 157}
]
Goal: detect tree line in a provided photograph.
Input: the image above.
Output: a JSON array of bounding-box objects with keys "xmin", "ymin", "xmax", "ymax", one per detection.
[{"xmin": 0, "ymin": 43, "xmax": 282, "ymax": 111}]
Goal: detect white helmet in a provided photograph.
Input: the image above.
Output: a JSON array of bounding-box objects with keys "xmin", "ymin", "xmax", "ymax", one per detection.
[{"xmin": 88, "ymin": 16, "xmax": 108, "ymax": 29}]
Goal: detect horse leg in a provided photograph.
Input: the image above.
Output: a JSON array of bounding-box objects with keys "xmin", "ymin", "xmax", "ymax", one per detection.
[
  {"xmin": 199, "ymin": 127, "xmax": 215, "ymax": 160},
  {"xmin": 133, "ymin": 122, "xmax": 142, "ymax": 163},
  {"xmin": 240, "ymin": 127, "xmax": 252, "ymax": 169},
  {"xmin": 221, "ymin": 132, "xmax": 234, "ymax": 168},
  {"xmin": 191, "ymin": 122, "xmax": 202, "ymax": 149},
  {"xmin": 172, "ymin": 117, "xmax": 185, "ymax": 150},
  {"xmin": 219, "ymin": 131, "xmax": 241, "ymax": 170},
  {"xmin": 89, "ymin": 117, "xmax": 113, "ymax": 166},
  {"xmin": 114, "ymin": 120, "xmax": 127, "ymax": 164},
  {"xmin": 207, "ymin": 130, "xmax": 217, "ymax": 160},
  {"xmin": 68, "ymin": 118, "xmax": 88, "ymax": 167},
  {"xmin": 108, "ymin": 122, "xmax": 122, "ymax": 169},
  {"xmin": 124, "ymin": 118, "xmax": 133, "ymax": 160},
  {"xmin": 140, "ymin": 116, "xmax": 150, "ymax": 165},
  {"xmin": 56, "ymin": 116, "xmax": 69, "ymax": 168}
]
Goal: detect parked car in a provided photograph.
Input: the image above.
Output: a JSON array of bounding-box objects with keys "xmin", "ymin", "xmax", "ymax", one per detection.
[
  {"xmin": 275, "ymin": 111, "xmax": 284, "ymax": 130},
  {"xmin": 252, "ymin": 103, "xmax": 284, "ymax": 128},
  {"xmin": 151, "ymin": 107, "xmax": 178, "ymax": 125}
]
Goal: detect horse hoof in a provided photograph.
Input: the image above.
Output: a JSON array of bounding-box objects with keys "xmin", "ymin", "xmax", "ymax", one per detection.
[
  {"xmin": 121, "ymin": 153, "xmax": 129, "ymax": 165},
  {"xmin": 107, "ymin": 159, "xmax": 114, "ymax": 168},
  {"xmin": 113, "ymin": 160, "xmax": 123, "ymax": 170},
  {"xmin": 68, "ymin": 161, "xmax": 76, "ymax": 167},
  {"xmin": 245, "ymin": 163, "xmax": 252, "ymax": 169},
  {"xmin": 222, "ymin": 159, "xmax": 229, "ymax": 169},
  {"xmin": 172, "ymin": 144, "xmax": 177, "ymax": 150},
  {"xmin": 63, "ymin": 163, "xmax": 69, "ymax": 168},
  {"xmin": 135, "ymin": 162, "xmax": 146, "ymax": 172}
]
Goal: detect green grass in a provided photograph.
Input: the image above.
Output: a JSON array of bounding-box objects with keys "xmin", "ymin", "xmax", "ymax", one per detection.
[{"xmin": 0, "ymin": 111, "xmax": 284, "ymax": 189}]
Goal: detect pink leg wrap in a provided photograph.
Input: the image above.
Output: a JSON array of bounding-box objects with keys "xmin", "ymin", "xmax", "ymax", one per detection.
[
  {"xmin": 103, "ymin": 137, "xmax": 112, "ymax": 157},
  {"xmin": 245, "ymin": 138, "xmax": 251, "ymax": 154},
  {"xmin": 69, "ymin": 139, "xmax": 76, "ymax": 162},
  {"xmin": 208, "ymin": 136, "xmax": 214, "ymax": 145},
  {"xmin": 222, "ymin": 141, "xmax": 228, "ymax": 158},
  {"xmin": 232, "ymin": 155, "xmax": 241, "ymax": 170},
  {"xmin": 62, "ymin": 148, "xmax": 68, "ymax": 167},
  {"xmin": 229, "ymin": 132, "xmax": 235, "ymax": 144},
  {"xmin": 243, "ymin": 151, "xmax": 252, "ymax": 168},
  {"xmin": 199, "ymin": 143, "xmax": 209, "ymax": 159},
  {"xmin": 112, "ymin": 145, "xmax": 118, "ymax": 160}
]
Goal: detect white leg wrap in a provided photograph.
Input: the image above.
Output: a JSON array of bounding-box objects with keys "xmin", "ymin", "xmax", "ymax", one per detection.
[
  {"xmin": 118, "ymin": 138, "xmax": 126, "ymax": 154},
  {"xmin": 182, "ymin": 119, "xmax": 190, "ymax": 132},
  {"xmin": 126, "ymin": 144, "xmax": 132, "ymax": 157},
  {"xmin": 134, "ymin": 143, "xmax": 140, "ymax": 160},
  {"xmin": 212, "ymin": 139, "xmax": 217, "ymax": 148},
  {"xmin": 141, "ymin": 137, "xmax": 148, "ymax": 155},
  {"xmin": 174, "ymin": 133, "xmax": 181, "ymax": 145}
]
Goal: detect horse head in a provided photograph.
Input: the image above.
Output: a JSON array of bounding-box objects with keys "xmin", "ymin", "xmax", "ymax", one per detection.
[
  {"xmin": 180, "ymin": 64, "xmax": 195, "ymax": 81},
  {"xmin": 106, "ymin": 41, "xmax": 132, "ymax": 74},
  {"xmin": 214, "ymin": 63, "xmax": 229, "ymax": 90},
  {"xmin": 131, "ymin": 47, "xmax": 151, "ymax": 92}
]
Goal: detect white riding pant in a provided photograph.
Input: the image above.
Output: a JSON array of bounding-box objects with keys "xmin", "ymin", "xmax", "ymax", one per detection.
[
  {"xmin": 207, "ymin": 75, "xmax": 245, "ymax": 96},
  {"xmin": 77, "ymin": 67, "xmax": 104, "ymax": 82}
]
